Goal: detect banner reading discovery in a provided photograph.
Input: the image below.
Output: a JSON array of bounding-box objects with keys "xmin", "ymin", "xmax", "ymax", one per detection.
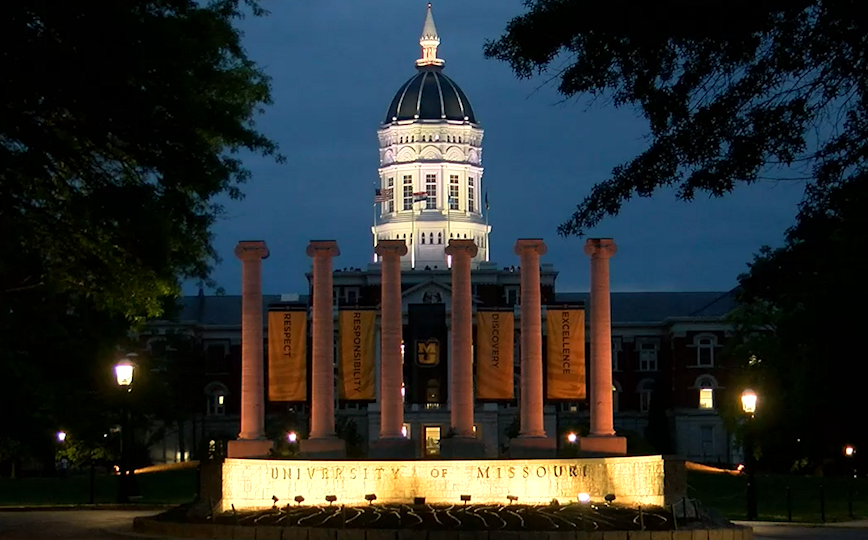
[
  {"xmin": 476, "ymin": 310, "xmax": 514, "ymax": 400},
  {"xmin": 338, "ymin": 310, "xmax": 376, "ymax": 400},
  {"xmin": 267, "ymin": 310, "xmax": 307, "ymax": 401},
  {"xmin": 546, "ymin": 309, "xmax": 586, "ymax": 400}
]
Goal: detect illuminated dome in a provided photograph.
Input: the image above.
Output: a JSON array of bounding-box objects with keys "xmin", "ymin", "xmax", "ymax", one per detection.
[{"xmin": 384, "ymin": 68, "xmax": 476, "ymax": 124}]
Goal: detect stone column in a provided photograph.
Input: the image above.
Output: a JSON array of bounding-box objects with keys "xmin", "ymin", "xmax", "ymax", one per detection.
[
  {"xmin": 579, "ymin": 238, "xmax": 627, "ymax": 455},
  {"xmin": 445, "ymin": 240, "xmax": 477, "ymax": 437},
  {"xmin": 514, "ymin": 239, "xmax": 547, "ymax": 438},
  {"xmin": 227, "ymin": 240, "xmax": 273, "ymax": 458},
  {"xmin": 370, "ymin": 240, "xmax": 414, "ymax": 458},
  {"xmin": 299, "ymin": 240, "xmax": 346, "ymax": 458}
]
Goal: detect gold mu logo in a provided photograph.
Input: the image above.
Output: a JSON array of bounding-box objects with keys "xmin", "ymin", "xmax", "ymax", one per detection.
[{"xmin": 416, "ymin": 339, "xmax": 440, "ymax": 366}]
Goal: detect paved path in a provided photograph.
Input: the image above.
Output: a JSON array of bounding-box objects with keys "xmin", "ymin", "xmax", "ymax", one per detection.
[
  {"xmin": 741, "ymin": 521, "xmax": 868, "ymax": 540},
  {"xmin": 0, "ymin": 510, "xmax": 160, "ymax": 540}
]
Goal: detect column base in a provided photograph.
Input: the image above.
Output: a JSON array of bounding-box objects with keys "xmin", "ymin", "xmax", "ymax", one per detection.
[
  {"xmin": 579, "ymin": 435, "xmax": 627, "ymax": 456},
  {"xmin": 369, "ymin": 437, "xmax": 415, "ymax": 459},
  {"xmin": 508, "ymin": 436, "xmax": 556, "ymax": 459},
  {"xmin": 299, "ymin": 437, "xmax": 347, "ymax": 459},
  {"xmin": 440, "ymin": 437, "xmax": 486, "ymax": 459},
  {"xmin": 227, "ymin": 439, "xmax": 274, "ymax": 458}
]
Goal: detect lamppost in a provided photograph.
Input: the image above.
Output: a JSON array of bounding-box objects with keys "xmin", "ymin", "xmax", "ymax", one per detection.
[
  {"xmin": 741, "ymin": 389, "xmax": 758, "ymax": 521},
  {"xmin": 115, "ymin": 355, "xmax": 136, "ymax": 503}
]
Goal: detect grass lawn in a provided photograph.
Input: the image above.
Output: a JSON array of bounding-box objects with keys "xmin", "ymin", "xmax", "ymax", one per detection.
[
  {"xmin": 0, "ymin": 467, "xmax": 198, "ymax": 507},
  {"xmin": 688, "ymin": 471, "xmax": 868, "ymax": 522}
]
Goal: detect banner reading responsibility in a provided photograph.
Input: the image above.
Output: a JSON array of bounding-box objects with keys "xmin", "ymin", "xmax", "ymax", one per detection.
[
  {"xmin": 338, "ymin": 310, "xmax": 376, "ymax": 400},
  {"xmin": 267, "ymin": 310, "xmax": 307, "ymax": 401},
  {"xmin": 545, "ymin": 308, "xmax": 586, "ymax": 400},
  {"xmin": 475, "ymin": 310, "xmax": 514, "ymax": 400}
]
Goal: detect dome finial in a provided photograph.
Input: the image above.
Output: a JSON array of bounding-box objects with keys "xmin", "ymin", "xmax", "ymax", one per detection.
[{"xmin": 416, "ymin": 3, "xmax": 444, "ymax": 68}]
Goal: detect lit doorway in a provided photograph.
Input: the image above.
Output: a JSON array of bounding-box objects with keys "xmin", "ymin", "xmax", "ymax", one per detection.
[{"xmin": 424, "ymin": 426, "xmax": 441, "ymax": 457}]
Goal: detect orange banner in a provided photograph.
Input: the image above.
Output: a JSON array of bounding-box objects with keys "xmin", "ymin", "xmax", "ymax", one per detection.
[
  {"xmin": 338, "ymin": 310, "xmax": 376, "ymax": 400},
  {"xmin": 546, "ymin": 309, "xmax": 586, "ymax": 400},
  {"xmin": 267, "ymin": 310, "xmax": 307, "ymax": 401},
  {"xmin": 475, "ymin": 310, "xmax": 514, "ymax": 400}
]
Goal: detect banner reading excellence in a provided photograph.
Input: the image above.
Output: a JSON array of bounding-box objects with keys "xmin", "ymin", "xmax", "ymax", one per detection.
[
  {"xmin": 545, "ymin": 309, "xmax": 586, "ymax": 400},
  {"xmin": 338, "ymin": 310, "xmax": 376, "ymax": 400},
  {"xmin": 267, "ymin": 310, "xmax": 307, "ymax": 401},
  {"xmin": 475, "ymin": 310, "xmax": 514, "ymax": 400}
]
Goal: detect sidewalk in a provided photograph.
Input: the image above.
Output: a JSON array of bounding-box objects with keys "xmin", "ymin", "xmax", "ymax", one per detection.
[
  {"xmin": 0, "ymin": 504, "xmax": 174, "ymax": 512},
  {"xmin": 734, "ymin": 519, "xmax": 868, "ymax": 529}
]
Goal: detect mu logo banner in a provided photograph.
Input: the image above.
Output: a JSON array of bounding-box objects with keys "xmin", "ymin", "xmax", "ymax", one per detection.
[{"xmin": 416, "ymin": 339, "xmax": 440, "ymax": 366}]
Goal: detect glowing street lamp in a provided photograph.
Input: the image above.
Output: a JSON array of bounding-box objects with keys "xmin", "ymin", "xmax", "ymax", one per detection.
[
  {"xmin": 287, "ymin": 432, "xmax": 298, "ymax": 443},
  {"xmin": 114, "ymin": 357, "xmax": 136, "ymax": 388},
  {"xmin": 845, "ymin": 445, "xmax": 855, "ymax": 457},
  {"xmin": 566, "ymin": 432, "xmax": 578, "ymax": 444},
  {"xmin": 741, "ymin": 388, "xmax": 758, "ymax": 521},
  {"xmin": 56, "ymin": 431, "xmax": 67, "ymax": 443}
]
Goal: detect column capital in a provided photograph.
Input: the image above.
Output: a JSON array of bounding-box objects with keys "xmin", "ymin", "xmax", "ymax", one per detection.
[
  {"xmin": 584, "ymin": 238, "xmax": 617, "ymax": 259},
  {"xmin": 513, "ymin": 238, "xmax": 547, "ymax": 257},
  {"xmin": 235, "ymin": 240, "xmax": 269, "ymax": 261},
  {"xmin": 375, "ymin": 240, "xmax": 408, "ymax": 257},
  {"xmin": 306, "ymin": 240, "xmax": 340, "ymax": 258},
  {"xmin": 445, "ymin": 239, "xmax": 478, "ymax": 258}
]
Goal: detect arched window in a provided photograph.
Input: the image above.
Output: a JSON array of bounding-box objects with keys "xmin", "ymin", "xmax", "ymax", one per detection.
[
  {"xmin": 695, "ymin": 375, "xmax": 719, "ymax": 410},
  {"xmin": 204, "ymin": 382, "xmax": 228, "ymax": 416},
  {"xmin": 613, "ymin": 380, "xmax": 622, "ymax": 414},
  {"xmin": 437, "ymin": 232, "xmax": 442, "ymax": 244},
  {"xmin": 637, "ymin": 379, "xmax": 655, "ymax": 413},
  {"xmin": 693, "ymin": 333, "xmax": 717, "ymax": 367},
  {"xmin": 420, "ymin": 234, "xmax": 425, "ymax": 245},
  {"xmin": 429, "ymin": 232, "xmax": 433, "ymax": 244}
]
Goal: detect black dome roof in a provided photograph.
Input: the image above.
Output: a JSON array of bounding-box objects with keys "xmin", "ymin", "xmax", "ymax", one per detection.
[{"xmin": 384, "ymin": 67, "xmax": 476, "ymax": 124}]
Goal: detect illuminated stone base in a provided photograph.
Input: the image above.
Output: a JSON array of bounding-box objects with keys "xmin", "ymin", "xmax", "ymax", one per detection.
[
  {"xmin": 440, "ymin": 437, "xmax": 486, "ymax": 459},
  {"xmin": 227, "ymin": 439, "xmax": 274, "ymax": 458},
  {"xmin": 219, "ymin": 455, "xmax": 685, "ymax": 511},
  {"xmin": 368, "ymin": 437, "xmax": 415, "ymax": 459},
  {"xmin": 508, "ymin": 436, "xmax": 556, "ymax": 458},
  {"xmin": 579, "ymin": 435, "xmax": 628, "ymax": 455},
  {"xmin": 299, "ymin": 437, "xmax": 346, "ymax": 459}
]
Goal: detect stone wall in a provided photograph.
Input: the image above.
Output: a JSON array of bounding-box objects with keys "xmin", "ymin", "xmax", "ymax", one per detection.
[{"xmin": 220, "ymin": 455, "xmax": 684, "ymax": 511}]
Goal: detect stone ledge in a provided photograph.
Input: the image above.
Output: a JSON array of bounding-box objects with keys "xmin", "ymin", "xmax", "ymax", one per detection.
[{"xmin": 132, "ymin": 517, "xmax": 754, "ymax": 540}]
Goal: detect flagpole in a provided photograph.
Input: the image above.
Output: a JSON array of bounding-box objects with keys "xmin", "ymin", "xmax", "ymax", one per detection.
[
  {"xmin": 484, "ymin": 189, "xmax": 490, "ymax": 262},
  {"xmin": 411, "ymin": 198, "xmax": 416, "ymax": 269}
]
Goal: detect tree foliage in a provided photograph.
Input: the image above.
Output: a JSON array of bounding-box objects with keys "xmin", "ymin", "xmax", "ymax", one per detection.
[
  {"xmin": 484, "ymin": 0, "xmax": 868, "ymax": 236},
  {"xmin": 728, "ymin": 173, "xmax": 868, "ymax": 472},
  {"xmin": 0, "ymin": 0, "xmax": 280, "ymax": 472},
  {"xmin": 1, "ymin": 0, "xmax": 281, "ymax": 320}
]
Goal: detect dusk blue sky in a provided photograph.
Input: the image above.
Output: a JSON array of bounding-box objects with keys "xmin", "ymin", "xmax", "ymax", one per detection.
[{"xmin": 194, "ymin": 0, "xmax": 805, "ymax": 296}]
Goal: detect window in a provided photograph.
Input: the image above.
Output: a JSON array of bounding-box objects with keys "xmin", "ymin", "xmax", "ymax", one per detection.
[
  {"xmin": 345, "ymin": 287, "xmax": 359, "ymax": 306},
  {"xmin": 638, "ymin": 339, "xmax": 659, "ymax": 371},
  {"xmin": 449, "ymin": 175, "xmax": 459, "ymax": 210},
  {"xmin": 696, "ymin": 375, "xmax": 718, "ymax": 409},
  {"xmin": 387, "ymin": 177, "xmax": 394, "ymax": 213},
  {"xmin": 504, "ymin": 286, "xmax": 519, "ymax": 306},
  {"xmin": 612, "ymin": 337, "xmax": 623, "ymax": 371},
  {"xmin": 403, "ymin": 175, "xmax": 413, "ymax": 210},
  {"xmin": 205, "ymin": 382, "xmax": 228, "ymax": 416},
  {"xmin": 425, "ymin": 174, "xmax": 437, "ymax": 209},
  {"xmin": 424, "ymin": 426, "xmax": 441, "ymax": 457},
  {"xmin": 638, "ymin": 379, "xmax": 654, "ymax": 413},
  {"xmin": 467, "ymin": 177, "xmax": 475, "ymax": 212},
  {"xmin": 426, "ymin": 379, "xmax": 440, "ymax": 403},
  {"xmin": 695, "ymin": 334, "xmax": 716, "ymax": 366},
  {"xmin": 402, "ymin": 423, "xmax": 411, "ymax": 438},
  {"xmin": 437, "ymin": 232, "xmax": 442, "ymax": 245}
]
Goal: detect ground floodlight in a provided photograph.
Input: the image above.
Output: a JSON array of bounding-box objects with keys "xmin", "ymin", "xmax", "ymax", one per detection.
[
  {"xmin": 294, "ymin": 495, "xmax": 304, "ymax": 505},
  {"xmin": 604, "ymin": 494, "xmax": 616, "ymax": 504},
  {"xmin": 578, "ymin": 493, "xmax": 591, "ymax": 504},
  {"xmin": 414, "ymin": 497, "xmax": 426, "ymax": 505},
  {"xmin": 460, "ymin": 495, "xmax": 471, "ymax": 505},
  {"xmin": 325, "ymin": 495, "xmax": 338, "ymax": 505},
  {"xmin": 507, "ymin": 495, "xmax": 518, "ymax": 504},
  {"xmin": 272, "ymin": 495, "xmax": 279, "ymax": 507},
  {"xmin": 365, "ymin": 494, "xmax": 377, "ymax": 504}
]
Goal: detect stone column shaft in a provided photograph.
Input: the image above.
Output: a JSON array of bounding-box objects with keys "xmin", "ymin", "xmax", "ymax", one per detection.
[
  {"xmin": 585, "ymin": 238, "xmax": 617, "ymax": 437},
  {"xmin": 514, "ymin": 239, "xmax": 547, "ymax": 438},
  {"xmin": 446, "ymin": 240, "xmax": 477, "ymax": 437},
  {"xmin": 376, "ymin": 240, "xmax": 408, "ymax": 439},
  {"xmin": 307, "ymin": 241, "xmax": 340, "ymax": 439},
  {"xmin": 235, "ymin": 241, "xmax": 269, "ymax": 440}
]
